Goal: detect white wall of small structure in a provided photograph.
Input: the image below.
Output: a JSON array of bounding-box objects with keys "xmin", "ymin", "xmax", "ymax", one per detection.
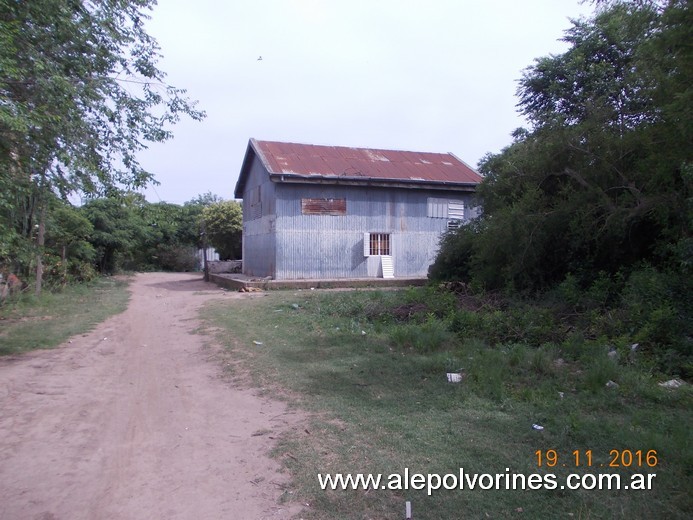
[{"xmin": 195, "ymin": 247, "xmax": 219, "ymax": 270}]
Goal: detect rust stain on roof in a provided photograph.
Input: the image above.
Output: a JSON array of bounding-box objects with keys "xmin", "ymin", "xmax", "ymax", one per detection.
[{"xmin": 252, "ymin": 139, "xmax": 482, "ymax": 185}]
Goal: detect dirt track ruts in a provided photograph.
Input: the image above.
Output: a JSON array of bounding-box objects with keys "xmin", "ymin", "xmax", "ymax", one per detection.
[{"xmin": 0, "ymin": 272, "xmax": 302, "ymax": 520}]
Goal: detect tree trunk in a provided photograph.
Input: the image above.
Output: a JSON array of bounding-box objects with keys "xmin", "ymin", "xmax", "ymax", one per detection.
[
  {"xmin": 35, "ymin": 202, "xmax": 46, "ymax": 297},
  {"xmin": 202, "ymin": 223, "xmax": 209, "ymax": 282},
  {"xmin": 62, "ymin": 245, "xmax": 68, "ymax": 285}
]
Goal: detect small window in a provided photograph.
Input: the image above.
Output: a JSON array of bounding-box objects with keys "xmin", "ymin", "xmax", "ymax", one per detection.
[
  {"xmin": 363, "ymin": 232, "xmax": 390, "ymax": 256},
  {"xmin": 427, "ymin": 197, "xmax": 447, "ymax": 218},
  {"xmin": 447, "ymin": 201, "xmax": 464, "ymax": 230},
  {"xmin": 427, "ymin": 198, "xmax": 465, "ymax": 221},
  {"xmin": 447, "ymin": 201, "xmax": 465, "ymax": 219},
  {"xmin": 247, "ymin": 186, "xmax": 262, "ymax": 220}
]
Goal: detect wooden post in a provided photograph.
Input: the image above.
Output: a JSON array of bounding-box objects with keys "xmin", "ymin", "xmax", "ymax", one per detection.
[
  {"xmin": 201, "ymin": 222, "xmax": 209, "ymax": 282},
  {"xmin": 35, "ymin": 198, "xmax": 46, "ymax": 297}
]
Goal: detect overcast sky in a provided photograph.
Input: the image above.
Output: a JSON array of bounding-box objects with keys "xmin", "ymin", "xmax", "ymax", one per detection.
[{"xmin": 137, "ymin": 0, "xmax": 594, "ymax": 204}]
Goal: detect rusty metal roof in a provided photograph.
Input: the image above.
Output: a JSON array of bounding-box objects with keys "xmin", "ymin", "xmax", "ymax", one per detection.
[{"xmin": 235, "ymin": 139, "xmax": 483, "ymax": 198}]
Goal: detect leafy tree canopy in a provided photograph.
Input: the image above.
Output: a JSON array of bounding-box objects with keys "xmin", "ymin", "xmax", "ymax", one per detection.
[
  {"xmin": 0, "ymin": 0, "xmax": 205, "ymax": 197},
  {"xmin": 201, "ymin": 201, "xmax": 242, "ymax": 261},
  {"xmin": 430, "ymin": 0, "xmax": 691, "ymax": 375},
  {"xmin": 0, "ymin": 0, "xmax": 205, "ymax": 291},
  {"xmin": 432, "ymin": 0, "xmax": 691, "ymax": 292}
]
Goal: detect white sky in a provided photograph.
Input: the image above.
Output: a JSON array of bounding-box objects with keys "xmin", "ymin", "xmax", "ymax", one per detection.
[{"xmin": 137, "ymin": 0, "xmax": 594, "ymax": 204}]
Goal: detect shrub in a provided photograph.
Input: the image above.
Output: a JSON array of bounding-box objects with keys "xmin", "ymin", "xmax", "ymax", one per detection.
[
  {"xmin": 154, "ymin": 244, "xmax": 197, "ymax": 272},
  {"xmin": 428, "ymin": 221, "xmax": 479, "ymax": 282},
  {"xmin": 621, "ymin": 266, "xmax": 692, "ymax": 377}
]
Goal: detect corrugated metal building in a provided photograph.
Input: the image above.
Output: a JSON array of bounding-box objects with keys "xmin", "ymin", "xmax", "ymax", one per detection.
[{"xmin": 234, "ymin": 139, "xmax": 483, "ymax": 280}]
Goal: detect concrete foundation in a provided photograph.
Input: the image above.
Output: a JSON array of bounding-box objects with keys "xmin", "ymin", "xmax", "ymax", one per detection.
[{"xmin": 209, "ymin": 273, "xmax": 428, "ymax": 291}]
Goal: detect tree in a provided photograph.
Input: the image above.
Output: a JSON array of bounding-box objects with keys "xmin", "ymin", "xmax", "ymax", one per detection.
[
  {"xmin": 45, "ymin": 201, "xmax": 96, "ymax": 284},
  {"xmin": 432, "ymin": 0, "xmax": 691, "ymax": 291},
  {"xmin": 81, "ymin": 195, "xmax": 151, "ymax": 273},
  {"xmin": 185, "ymin": 192, "xmax": 225, "ymax": 208},
  {"xmin": 430, "ymin": 0, "xmax": 692, "ymax": 375},
  {"xmin": 136, "ymin": 201, "xmax": 201, "ymax": 271},
  {"xmin": 201, "ymin": 201, "xmax": 242, "ymax": 261},
  {"xmin": 0, "ymin": 0, "xmax": 205, "ymax": 292},
  {"xmin": 77, "ymin": 194, "xmax": 231, "ymax": 274},
  {"xmin": 182, "ymin": 191, "xmax": 225, "ymax": 248}
]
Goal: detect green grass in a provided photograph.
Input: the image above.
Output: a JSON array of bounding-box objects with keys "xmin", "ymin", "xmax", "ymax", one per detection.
[
  {"xmin": 201, "ymin": 289, "xmax": 692, "ymax": 520},
  {"xmin": 0, "ymin": 276, "xmax": 131, "ymax": 355}
]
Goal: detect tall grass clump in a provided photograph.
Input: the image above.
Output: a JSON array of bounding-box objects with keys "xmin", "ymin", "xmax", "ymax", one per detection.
[{"xmin": 390, "ymin": 316, "xmax": 456, "ymax": 352}]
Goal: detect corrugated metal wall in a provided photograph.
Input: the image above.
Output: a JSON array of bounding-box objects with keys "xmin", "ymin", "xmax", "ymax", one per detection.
[
  {"xmin": 272, "ymin": 184, "xmax": 477, "ymax": 279},
  {"xmin": 240, "ymin": 156, "xmax": 277, "ymax": 277}
]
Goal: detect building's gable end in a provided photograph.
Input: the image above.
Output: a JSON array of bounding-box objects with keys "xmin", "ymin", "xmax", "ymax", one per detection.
[{"xmin": 237, "ymin": 143, "xmax": 278, "ymax": 278}]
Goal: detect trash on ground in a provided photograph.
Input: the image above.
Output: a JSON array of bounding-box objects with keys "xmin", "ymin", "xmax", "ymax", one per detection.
[
  {"xmin": 658, "ymin": 379, "xmax": 686, "ymax": 389},
  {"xmin": 532, "ymin": 424, "xmax": 544, "ymax": 431},
  {"xmin": 446, "ymin": 373, "xmax": 463, "ymax": 383},
  {"xmin": 253, "ymin": 341, "xmax": 263, "ymax": 346},
  {"xmin": 606, "ymin": 380, "xmax": 619, "ymax": 388}
]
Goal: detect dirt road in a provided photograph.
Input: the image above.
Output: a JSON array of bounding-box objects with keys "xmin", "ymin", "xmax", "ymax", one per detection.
[{"xmin": 0, "ymin": 273, "xmax": 303, "ymax": 520}]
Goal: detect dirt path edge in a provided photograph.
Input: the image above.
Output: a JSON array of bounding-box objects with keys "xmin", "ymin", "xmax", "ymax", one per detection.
[{"xmin": 0, "ymin": 272, "xmax": 305, "ymax": 520}]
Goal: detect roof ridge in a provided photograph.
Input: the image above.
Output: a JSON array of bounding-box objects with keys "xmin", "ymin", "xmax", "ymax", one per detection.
[{"xmin": 253, "ymin": 139, "xmax": 458, "ymax": 158}]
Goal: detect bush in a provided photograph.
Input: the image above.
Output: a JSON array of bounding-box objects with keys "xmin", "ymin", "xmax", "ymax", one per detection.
[
  {"xmin": 428, "ymin": 221, "xmax": 479, "ymax": 282},
  {"xmin": 621, "ymin": 266, "xmax": 692, "ymax": 377},
  {"xmin": 450, "ymin": 301, "xmax": 559, "ymax": 347},
  {"xmin": 154, "ymin": 244, "xmax": 197, "ymax": 272}
]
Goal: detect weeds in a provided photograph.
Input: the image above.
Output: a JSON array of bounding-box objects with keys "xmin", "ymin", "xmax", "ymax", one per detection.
[
  {"xmin": 0, "ymin": 276, "xmax": 130, "ymax": 355},
  {"xmin": 390, "ymin": 317, "xmax": 455, "ymax": 352},
  {"xmin": 203, "ymin": 287, "xmax": 692, "ymax": 520}
]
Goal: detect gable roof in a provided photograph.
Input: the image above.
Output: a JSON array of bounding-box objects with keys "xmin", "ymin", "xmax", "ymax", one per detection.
[{"xmin": 235, "ymin": 138, "xmax": 483, "ymax": 198}]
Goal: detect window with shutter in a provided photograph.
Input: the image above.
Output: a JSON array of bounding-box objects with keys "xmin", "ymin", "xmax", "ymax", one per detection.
[{"xmin": 447, "ymin": 200, "xmax": 464, "ymax": 229}]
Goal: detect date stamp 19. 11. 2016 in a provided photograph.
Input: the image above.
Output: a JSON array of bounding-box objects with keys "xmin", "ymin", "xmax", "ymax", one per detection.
[{"xmin": 535, "ymin": 449, "xmax": 658, "ymax": 468}]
